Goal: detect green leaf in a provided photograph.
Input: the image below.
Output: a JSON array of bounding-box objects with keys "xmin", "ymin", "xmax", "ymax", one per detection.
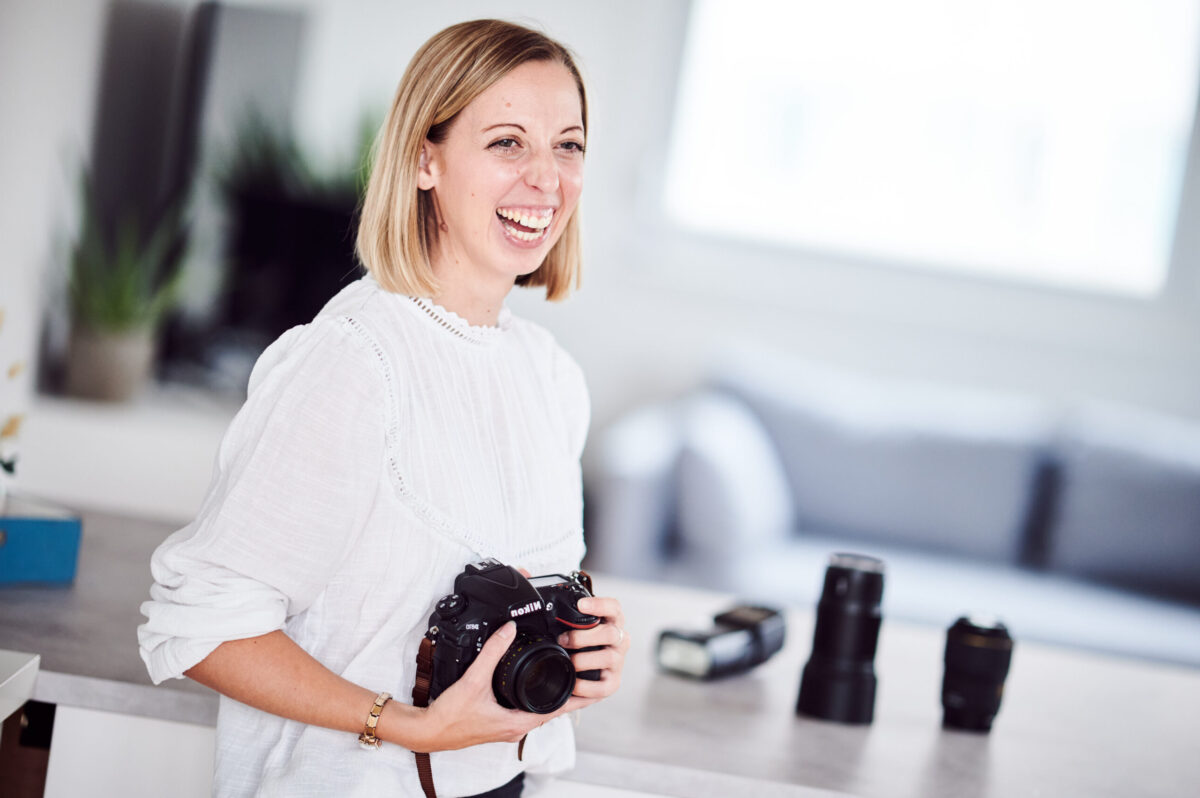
[{"xmin": 68, "ymin": 170, "xmax": 190, "ymax": 333}]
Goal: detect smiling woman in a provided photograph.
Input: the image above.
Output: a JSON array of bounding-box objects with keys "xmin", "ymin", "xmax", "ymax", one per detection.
[
  {"xmin": 356, "ymin": 20, "xmax": 589, "ymax": 311},
  {"xmin": 414, "ymin": 59, "xmax": 587, "ymax": 309},
  {"xmin": 138, "ymin": 19, "xmax": 628, "ymax": 798}
]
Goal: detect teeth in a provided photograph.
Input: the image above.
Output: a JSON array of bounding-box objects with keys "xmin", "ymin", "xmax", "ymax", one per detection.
[
  {"xmin": 497, "ymin": 207, "xmax": 553, "ymax": 229},
  {"xmin": 501, "ymin": 221, "xmax": 548, "ymax": 242}
]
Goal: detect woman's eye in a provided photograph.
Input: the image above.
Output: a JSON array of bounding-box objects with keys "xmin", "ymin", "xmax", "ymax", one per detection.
[
  {"xmin": 489, "ymin": 138, "xmax": 520, "ymax": 150},
  {"xmin": 559, "ymin": 141, "xmax": 586, "ymax": 154}
]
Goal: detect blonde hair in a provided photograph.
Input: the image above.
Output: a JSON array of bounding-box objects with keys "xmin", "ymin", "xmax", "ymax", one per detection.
[{"xmin": 356, "ymin": 19, "xmax": 587, "ymax": 301}]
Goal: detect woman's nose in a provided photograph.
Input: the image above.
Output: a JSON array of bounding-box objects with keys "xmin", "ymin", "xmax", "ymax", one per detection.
[{"xmin": 523, "ymin": 148, "xmax": 560, "ymax": 193}]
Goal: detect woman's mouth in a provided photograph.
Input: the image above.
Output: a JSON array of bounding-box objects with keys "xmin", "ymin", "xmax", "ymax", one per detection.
[{"xmin": 496, "ymin": 207, "xmax": 554, "ymax": 243}]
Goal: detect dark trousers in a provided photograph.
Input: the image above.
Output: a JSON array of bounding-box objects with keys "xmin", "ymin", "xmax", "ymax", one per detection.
[{"xmin": 464, "ymin": 771, "xmax": 524, "ymax": 798}]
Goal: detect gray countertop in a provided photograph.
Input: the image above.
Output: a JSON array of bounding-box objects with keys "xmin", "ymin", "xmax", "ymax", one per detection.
[
  {"xmin": 0, "ymin": 511, "xmax": 216, "ymax": 725},
  {"xmin": 2, "ymin": 510, "xmax": 1199, "ymax": 797}
]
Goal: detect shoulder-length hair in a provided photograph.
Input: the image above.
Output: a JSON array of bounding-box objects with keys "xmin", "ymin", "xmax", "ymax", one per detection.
[{"xmin": 355, "ymin": 19, "xmax": 587, "ymax": 301}]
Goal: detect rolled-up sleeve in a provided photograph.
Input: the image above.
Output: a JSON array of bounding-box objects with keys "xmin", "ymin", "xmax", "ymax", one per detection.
[{"xmin": 138, "ymin": 316, "xmax": 387, "ymax": 684}]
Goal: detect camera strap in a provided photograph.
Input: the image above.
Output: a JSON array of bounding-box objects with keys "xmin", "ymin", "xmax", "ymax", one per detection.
[{"xmin": 412, "ymin": 634, "xmax": 438, "ymax": 798}]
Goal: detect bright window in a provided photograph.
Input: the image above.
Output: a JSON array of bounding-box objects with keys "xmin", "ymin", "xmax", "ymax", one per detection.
[{"xmin": 664, "ymin": 0, "xmax": 1200, "ymax": 296}]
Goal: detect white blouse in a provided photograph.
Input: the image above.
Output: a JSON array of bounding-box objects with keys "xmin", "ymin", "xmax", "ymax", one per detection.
[{"xmin": 138, "ymin": 276, "xmax": 590, "ymax": 798}]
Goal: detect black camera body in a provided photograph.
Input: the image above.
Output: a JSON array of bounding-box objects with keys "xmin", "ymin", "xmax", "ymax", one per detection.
[{"xmin": 425, "ymin": 559, "xmax": 601, "ymax": 714}]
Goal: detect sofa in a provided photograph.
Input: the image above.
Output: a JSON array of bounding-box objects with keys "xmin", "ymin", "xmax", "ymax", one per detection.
[{"xmin": 585, "ymin": 351, "xmax": 1200, "ymax": 667}]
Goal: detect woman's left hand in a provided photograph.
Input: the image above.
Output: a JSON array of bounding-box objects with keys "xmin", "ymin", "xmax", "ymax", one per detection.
[{"xmin": 558, "ymin": 595, "xmax": 631, "ymax": 700}]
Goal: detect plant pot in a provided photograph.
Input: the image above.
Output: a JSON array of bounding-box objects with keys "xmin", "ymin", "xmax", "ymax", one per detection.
[{"xmin": 65, "ymin": 327, "xmax": 156, "ymax": 402}]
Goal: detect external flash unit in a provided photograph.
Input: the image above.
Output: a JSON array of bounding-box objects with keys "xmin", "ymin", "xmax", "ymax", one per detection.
[{"xmin": 657, "ymin": 604, "xmax": 786, "ymax": 679}]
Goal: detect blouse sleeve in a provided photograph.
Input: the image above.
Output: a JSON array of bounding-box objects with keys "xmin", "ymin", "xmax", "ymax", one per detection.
[{"xmin": 138, "ymin": 316, "xmax": 387, "ymax": 684}]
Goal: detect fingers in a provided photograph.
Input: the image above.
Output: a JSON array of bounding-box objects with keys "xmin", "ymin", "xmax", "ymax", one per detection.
[
  {"xmin": 570, "ymin": 667, "xmax": 621, "ymax": 699},
  {"xmin": 578, "ymin": 596, "xmax": 625, "ymax": 629},
  {"xmin": 571, "ymin": 646, "xmax": 622, "ymax": 674},
  {"xmin": 559, "ymin": 621, "xmax": 630, "ymax": 651},
  {"xmin": 463, "ymin": 621, "xmax": 516, "ymax": 684}
]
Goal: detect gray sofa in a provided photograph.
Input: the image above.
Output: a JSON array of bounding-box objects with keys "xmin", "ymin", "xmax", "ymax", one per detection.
[{"xmin": 586, "ymin": 352, "xmax": 1200, "ymax": 667}]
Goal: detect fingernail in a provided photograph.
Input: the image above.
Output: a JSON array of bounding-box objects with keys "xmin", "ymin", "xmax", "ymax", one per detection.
[
  {"xmin": 499, "ymin": 621, "xmax": 516, "ymax": 639},
  {"xmin": 579, "ymin": 598, "xmax": 593, "ymax": 611},
  {"xmin": 558, "ymin": 633, "xmax": 569, "ymax": 646}
]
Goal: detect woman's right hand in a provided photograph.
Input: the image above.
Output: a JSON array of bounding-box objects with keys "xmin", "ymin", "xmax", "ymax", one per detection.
[{"xmin": 410, "ymin": 621, "xmax": 597, "ymax": 752}]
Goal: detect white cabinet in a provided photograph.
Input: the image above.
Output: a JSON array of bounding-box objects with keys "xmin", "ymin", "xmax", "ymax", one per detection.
[{"xmin": 44, "ymin": 706, "xmax": 214, "ymax": 798}]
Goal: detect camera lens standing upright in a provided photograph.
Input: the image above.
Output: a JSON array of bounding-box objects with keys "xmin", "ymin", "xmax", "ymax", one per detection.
[
  {"xmin": 796, "ymin": 553, "xmax": 885, "ymax": 725},
  {"xmin": 941, "ymin": 615, "xmax": 1014, "ymax": 732}
]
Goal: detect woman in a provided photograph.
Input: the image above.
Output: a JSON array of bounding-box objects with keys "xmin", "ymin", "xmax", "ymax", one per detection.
[{"xmin": 138, "ymin": 19, "xmax": 629, "ymax": 798}]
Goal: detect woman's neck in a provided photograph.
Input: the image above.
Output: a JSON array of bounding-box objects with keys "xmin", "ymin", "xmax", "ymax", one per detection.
[{"xmin": 428, "ymin": 257, "xmax": 513, "ymax": 327}]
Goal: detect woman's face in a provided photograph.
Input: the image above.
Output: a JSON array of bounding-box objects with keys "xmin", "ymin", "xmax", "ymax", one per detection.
[{"xmin": 418, "ymin": 60, "xmax": 585, "ymax": 289}]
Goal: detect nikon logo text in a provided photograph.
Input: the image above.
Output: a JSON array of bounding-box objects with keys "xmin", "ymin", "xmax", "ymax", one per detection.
[{"xmin": 510, "ymin": 600, "xmax": 543, "ymax": 618}]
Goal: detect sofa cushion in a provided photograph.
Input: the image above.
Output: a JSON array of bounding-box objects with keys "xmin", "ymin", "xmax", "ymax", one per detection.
[
  {"xmin": 675, "ymin": 391, "xmax": 795, "ymax": 563},
  {"xmin": 1047, "ymin": 404, "xmax": 1200, "ymax": 603},
  {"xmin": 714, "ymin": 355, "xmax": 1053, "ymax": 563}
]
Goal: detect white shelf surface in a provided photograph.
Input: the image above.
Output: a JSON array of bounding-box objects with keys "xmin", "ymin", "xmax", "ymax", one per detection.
[{"xmin": 0, "ymin": 648, "xmax": 39, "ymax": 721}]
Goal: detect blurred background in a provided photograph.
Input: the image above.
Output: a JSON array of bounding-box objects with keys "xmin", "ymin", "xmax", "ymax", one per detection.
[{"xmin": 3, "ymin": 0, "xmax": 1200, "ymax": 661}]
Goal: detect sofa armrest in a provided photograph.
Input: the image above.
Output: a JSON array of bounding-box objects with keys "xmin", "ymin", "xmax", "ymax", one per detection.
[
  {"xmin": 584, "ymin": 402, "xmax": 683, "ymax": 577},
  {"xmin": 675, "ymin": 391, "xmax": 795, "ymax": 564}
]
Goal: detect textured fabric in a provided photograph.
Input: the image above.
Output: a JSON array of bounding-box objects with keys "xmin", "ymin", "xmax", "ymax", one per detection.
[{"xmin": 138, "ymin": 276, "xmax": 589, "ymax": 798}]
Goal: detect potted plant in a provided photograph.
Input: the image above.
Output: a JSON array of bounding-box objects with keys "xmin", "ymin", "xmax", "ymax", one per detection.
[
  {"xmin": 209, "ymin": 109, "xmax": 370, "ymax": 343},
  {"xmin": 65, "ymin": 174, "xmax": 188, "ymax": 401}
]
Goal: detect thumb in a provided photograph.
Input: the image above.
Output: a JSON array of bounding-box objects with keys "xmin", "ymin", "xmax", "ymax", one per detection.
[{"xmin": 466, "ymin": 621, "xmax": 517, "ymax": 680}]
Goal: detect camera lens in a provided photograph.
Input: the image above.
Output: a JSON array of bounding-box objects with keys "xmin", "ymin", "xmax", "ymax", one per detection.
[
  {"xmin": 942, "ymin": 615, "xmax": 1013, "ymax": 732},
  {"xmin": 493, "ymin": 635, "xmax": 576, "ymax": 714},
  {"xmin": 796, "ymin": 553, "xmax": 885, "ymax": 724}
]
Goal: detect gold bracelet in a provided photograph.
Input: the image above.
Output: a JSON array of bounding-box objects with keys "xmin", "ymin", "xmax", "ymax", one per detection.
[{"xmin": 358, "ymin": 691, "xmax": 392, "ymax": 749}]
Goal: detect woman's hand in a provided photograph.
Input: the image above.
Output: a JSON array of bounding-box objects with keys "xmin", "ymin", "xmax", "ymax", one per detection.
[
  {"xmin": 411, "ymin": 621, "xmax": 596, "ymax": 752},
  {"xmin": 558, "ymin": 595, "xmax": 631, "ymax": 700}
]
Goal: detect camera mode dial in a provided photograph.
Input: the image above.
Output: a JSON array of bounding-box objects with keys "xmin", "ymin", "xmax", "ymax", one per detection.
[{"xmin": 436, "ymin": 593, "xmax": 466, "ymax": 619}]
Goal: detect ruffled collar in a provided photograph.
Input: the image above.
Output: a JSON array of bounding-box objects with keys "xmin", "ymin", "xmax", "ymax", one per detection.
[{"xmin": 407, "ymin": 296, "xmax": 513, "ymax": 345}]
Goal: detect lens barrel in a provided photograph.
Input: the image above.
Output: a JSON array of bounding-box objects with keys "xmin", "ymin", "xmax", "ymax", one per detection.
[
  {"xmin": 493, "ymin": 635, "xmax": 576, "ymax": 714},
  {"xmin": 796, "ymin": 553, "xmax": 885, "ymax": 725},
  {"xmin": 941, "ymin": 616, "xmax": 1013, "ymax": 732}
]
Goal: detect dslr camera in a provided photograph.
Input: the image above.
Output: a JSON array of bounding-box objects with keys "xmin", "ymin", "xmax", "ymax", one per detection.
[{"xmin": 425, "ymin": 559, "xmax": 602, "ymax": 714}]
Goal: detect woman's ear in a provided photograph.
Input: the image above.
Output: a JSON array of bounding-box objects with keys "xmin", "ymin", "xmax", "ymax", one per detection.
[{"xmin": 417, "ymin": 142, "xmax": 439, "ymax": 191}]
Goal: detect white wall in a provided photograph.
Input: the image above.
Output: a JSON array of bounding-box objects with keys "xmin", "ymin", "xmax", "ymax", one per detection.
[
  {"xmin": 0, "ymin": 0, "xmax": 106, "ymax": 445},
  {"xmin": 6, "ymin": 0, "xmax": 1200, "ymax": 520}
]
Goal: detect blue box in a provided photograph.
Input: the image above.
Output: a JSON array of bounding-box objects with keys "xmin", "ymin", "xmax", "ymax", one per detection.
[{"xmin": 0, "ymin": 496, "xmax": 82, "ymax": 584}]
